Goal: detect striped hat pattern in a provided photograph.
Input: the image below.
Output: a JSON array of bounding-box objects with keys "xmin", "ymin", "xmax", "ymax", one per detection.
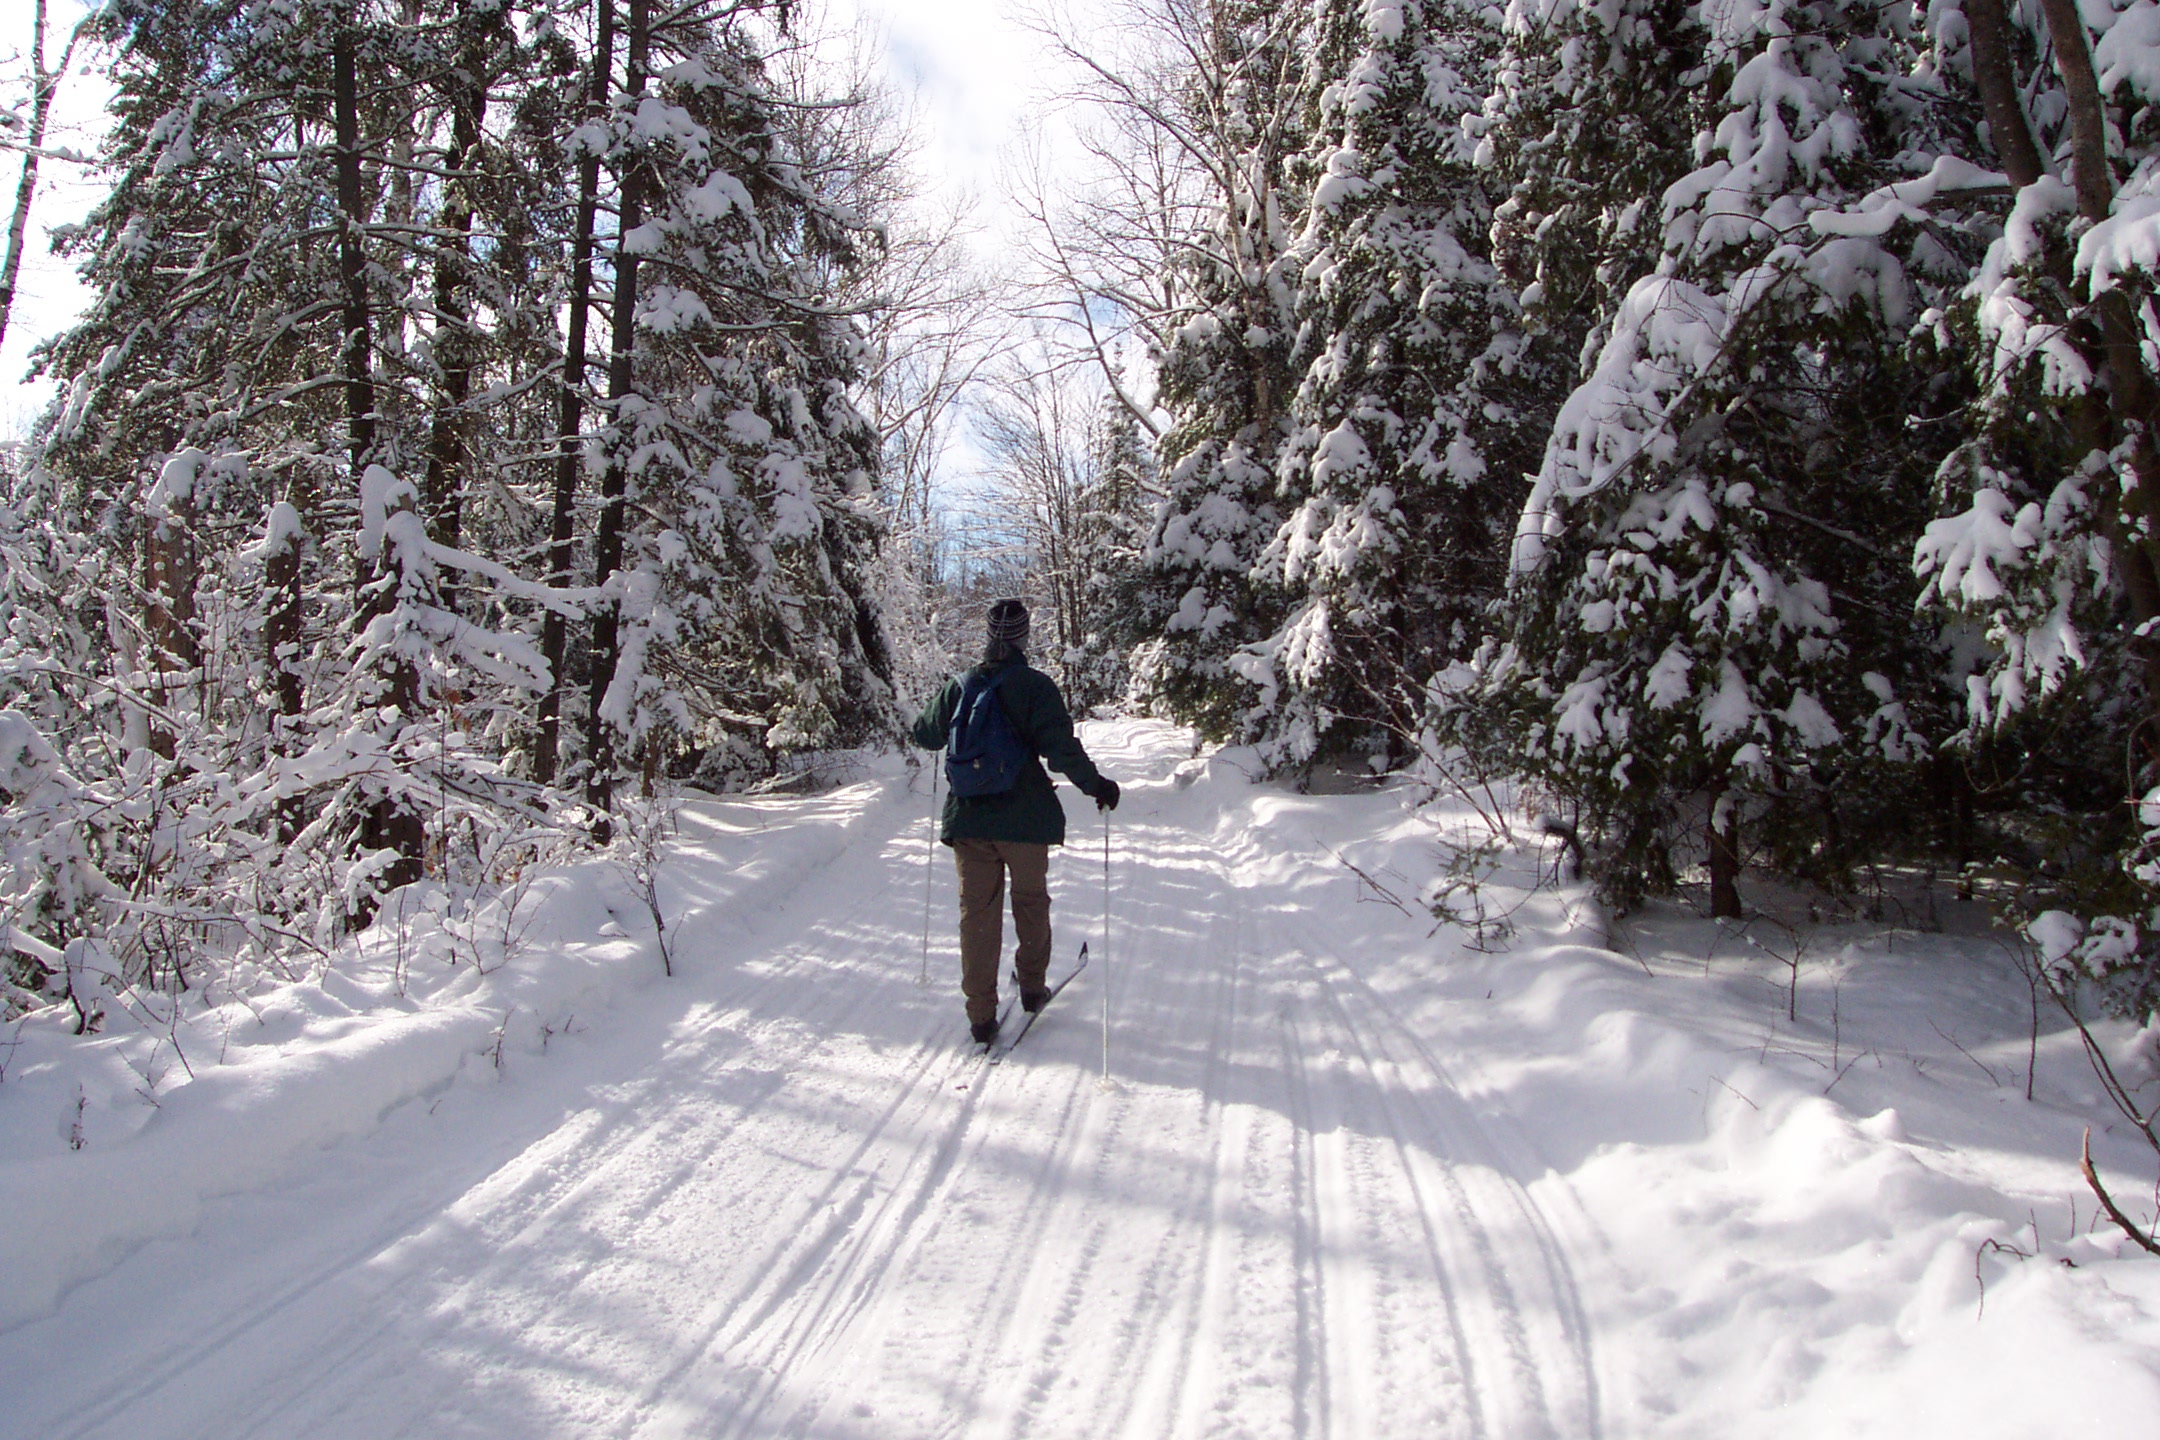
[{"xmin": 986, "ymin": 598, "xmax": 1030, "ymax": 646}]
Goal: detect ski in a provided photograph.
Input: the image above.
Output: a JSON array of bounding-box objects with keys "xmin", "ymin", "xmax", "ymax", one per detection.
[{"xmin": 989, "ymin": 942, "xmax": 1090, "ymax": 1065}]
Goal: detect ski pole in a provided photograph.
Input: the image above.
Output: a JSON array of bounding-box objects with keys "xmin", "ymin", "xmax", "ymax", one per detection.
[
  {"xmin": 1100, "ymin": 806, "xmax": 1111, "ymax": 1082},
  {"xmin": 920, "ymin": 759, "xmax": 938, "ymax": 986}
]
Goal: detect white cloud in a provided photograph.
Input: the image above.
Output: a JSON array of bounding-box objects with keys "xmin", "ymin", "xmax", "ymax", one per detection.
[{"xmin": 840, "ymin": 0, "xmax": 1077, "ymax": 241}]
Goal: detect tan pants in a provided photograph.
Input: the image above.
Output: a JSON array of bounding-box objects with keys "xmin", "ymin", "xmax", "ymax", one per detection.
[{"xmin": 953, "ymin": 839, "xmax": 1052, "ymax": 1025}]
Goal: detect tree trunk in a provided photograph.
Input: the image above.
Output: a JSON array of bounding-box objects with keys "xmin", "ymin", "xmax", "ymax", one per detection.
[
  {"xmin": 336, "ymin": 9, "xmax": 425, "ymax": 903},
  {"xmin": 264, "ymin": 486, "xmax": 309, "ymax": 846},
  {"xmin": 1965, "ymin": 0, "xmax": 2046, "ymax": 188},
  {"xmin": 269, "ymin": 105, "xmax": 316, "ymax": 848},
  {"xmin": 536, "ymin": 0, "xmax": 614, "ymax": 787},
  {"xmin": 2035, "ymin": 0, "xmax": 2160, "ymax": 715},
  {"xmin": 2036, "ymin": 0, "xmax": 2114, "ymax": 220},
  {"xmin": 143, "ymin": 467, "xmax": 199, "ymax": 764},
  {"xmin": 333, "ymin": 20, "xmax": 377, "ymax": 485},
  {"xmin": 583, "ymin": 0, "xmax": 650, "ymax": 836},
  {"xmin": 1708, "ymin": 789, "xmax": 1743, "ymax": 919},
  {"xmin": 420, "ymin": 0, "xmax": 487, "ymax": 608},
  {"xmin": 0, "ymin": 0, "xmax": 81, "ymax": 354}
]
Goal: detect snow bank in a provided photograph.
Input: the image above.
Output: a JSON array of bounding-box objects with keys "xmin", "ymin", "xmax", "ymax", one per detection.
[
  {"xmin": 1384, "ymin": 879, "xmax": 2160, "ymax": 1433},
  {"xmin": 0, "ymin": 763, "xmax": 905, "ymax": 1330},
  {"xmin": 2, "ymin": 1003, "xmax": 498, "ymax": 1330}
]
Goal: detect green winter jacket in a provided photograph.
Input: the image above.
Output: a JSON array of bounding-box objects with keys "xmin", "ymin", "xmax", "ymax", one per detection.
[{"xmin": 910, "ymin": 656, "xmax": 1106, "ymax": 846}]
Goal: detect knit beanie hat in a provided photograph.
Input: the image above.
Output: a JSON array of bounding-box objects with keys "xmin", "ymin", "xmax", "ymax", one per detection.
[{"xmin": 984, "ymin": 598, "xmax": 1030, "ymax": 659}]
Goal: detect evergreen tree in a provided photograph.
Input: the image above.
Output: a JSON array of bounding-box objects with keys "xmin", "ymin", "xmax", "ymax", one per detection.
[
  {"xmin": 1471, "ymin": 0, "xmax": 1984, "ymax": 912},
  {"xmin": 1479, "ymin": 0, "xmax": 1704, "ymax": 362},
  {"xmin": 0, "ymin": 0, "xmax": 907, "ymax": 998},
  {"xmin": 1235, "ymin": 0, "xmax": 1540, "ymax": 764},
  {"xmin": 1127, "ymin": 0, "xmax": 1313, "ymax": 740},
  {"xmin": 574, "ymin": 4, "xmax": 895, "ymax": 807},
  {"xmin": 1069, "ymin": 408, "xmax": 1157, "ymax": 709},
  {"xmin": 1917, "ymin": 0, "xmax": 2160, "ymax": 1010}
]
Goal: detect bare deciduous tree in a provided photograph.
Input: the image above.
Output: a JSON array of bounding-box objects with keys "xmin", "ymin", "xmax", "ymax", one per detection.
[
  {"xmin": 1012, "ymin": 0, "xmax": 1310, "ymax": 437},
  {"xmin": 966, "ymin": 351, "xmax": 1156, "ymax": 705},
  {"xmin": 0, "ymin": 0, "xmax": 86, "ymax": 354}
]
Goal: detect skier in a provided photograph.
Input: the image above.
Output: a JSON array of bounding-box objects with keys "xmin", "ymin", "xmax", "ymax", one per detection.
[{"xmin": 912, "ymin": 598, "xmax": 1120, "ymax": 1044}]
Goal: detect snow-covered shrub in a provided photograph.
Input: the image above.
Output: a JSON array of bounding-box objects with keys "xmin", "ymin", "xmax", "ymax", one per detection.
[
  {"xmin": 0, "ymin": 709, "xmax": 110, "ymax": 1015},
  {"xmin": 2032, "ymin": 908, "xmax": 2154, "ymax": 1021}
]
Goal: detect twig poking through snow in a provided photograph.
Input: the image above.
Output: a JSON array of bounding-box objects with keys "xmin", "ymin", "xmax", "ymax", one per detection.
[
  {"xmin": 2081, "ymin": 1129, "xmax": 2160, "ymax": 1257},
  {"xmin": 615, "ymin": 802, "xmax": 678, "ymax": 978},
  {"xmin": 1929, "ymin": 1020, "xmax": 2001, "ymax": 1086},
  {"xmin": 1974, "ymin": 1236, "xmax": 2032, "ymax": 1318},
  {"xmin": 1711, "ymin": 1075, "xmax": 1759, "ymax": 1111},
  {"xmin": 1721, "ymin": 916, "xmax": 1810, "ymax": 1022},
  {"xmin": 1331, "ymin": 846, "xmax": 1413, "ymax": 918}
]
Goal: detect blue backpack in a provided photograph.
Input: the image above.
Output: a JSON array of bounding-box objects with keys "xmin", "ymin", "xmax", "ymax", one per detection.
[{"xmin": 946, "ymin": 668, "xmax": 1027, "ymax": 797}]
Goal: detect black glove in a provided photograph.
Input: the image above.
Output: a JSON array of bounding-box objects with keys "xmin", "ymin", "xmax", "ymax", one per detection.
[{"xmin": 1092, "ymin": 777, "xmax": 1120, "ymax": 812}]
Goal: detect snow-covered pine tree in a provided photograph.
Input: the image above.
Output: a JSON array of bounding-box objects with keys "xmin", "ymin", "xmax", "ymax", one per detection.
[
  {"xmin": 1479, "ymin": 0, "xmax": 1705, "ymax": 365},
  {"xmin": 1428, "ymin": 0, "xmax": 1706, "ymax": 766},
  {"xmin": 1916, "ymin": 0, "xmax": 2160, "ymax": 1011},
  {"xmin": 1231, "ymin": 0, "xmax": 1540, "ymax": 767},
  {"xmin": 1479, "ymin": 0, "xmax": 1985, "ymax": 912},
  {"xmin": 31, "ymin": 0, "xmax": 592, "ymax": 945},
  {"xmin": 574, "ymin": 0, "xmax": 895, "ymax": 808},
  {"xmin": 36, "ymin": 0, "xmax": 387, "ymax": 933},
  {"xmin": 0, "ymin": 0, "xmax": 910, "ymax": 1017},
  {"xmin": 1124, "ymin": 0, "xmax": 1312, "ymax": 740},
  {"xmin": 1068, "ymin": 407, "xmax": 1157, "ymax": 710}
]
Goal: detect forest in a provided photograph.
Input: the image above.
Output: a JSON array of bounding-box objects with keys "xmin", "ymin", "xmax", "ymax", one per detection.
[{"xmin": 0, "ymin": 0, "xmax": 2156, "ymax": 1035}]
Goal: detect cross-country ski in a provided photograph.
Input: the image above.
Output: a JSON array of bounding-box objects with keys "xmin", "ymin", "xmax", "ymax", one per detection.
[{"xmin": 988, "ymin": 943, "xmax": 1089, "ymax": 1065}]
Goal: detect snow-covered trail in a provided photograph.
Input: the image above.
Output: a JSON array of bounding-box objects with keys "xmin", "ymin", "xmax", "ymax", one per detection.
[
  {"xmin": 15, "ymin": 718, "xmax": 2160, "ymax": 1439},
  {"xmin": 0, "ymin": 722, "xmax": 1614, "ymax": 1440}
]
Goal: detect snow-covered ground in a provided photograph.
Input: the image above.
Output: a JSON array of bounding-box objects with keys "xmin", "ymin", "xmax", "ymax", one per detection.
[{"xmin": 4, "ymin": 718, "xmax": 2158, "ymax": 1438}]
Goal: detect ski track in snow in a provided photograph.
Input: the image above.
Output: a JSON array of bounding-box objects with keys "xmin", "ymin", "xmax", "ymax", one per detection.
[{"xmin": 2, "ymin": 721, "xmax": 1613, "ymax": 1440}]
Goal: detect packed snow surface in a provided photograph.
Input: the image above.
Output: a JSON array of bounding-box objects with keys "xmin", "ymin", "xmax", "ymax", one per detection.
[{"xmin": 5, "ymin": 719, "xmax": 2160, "ymax": 1437}]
